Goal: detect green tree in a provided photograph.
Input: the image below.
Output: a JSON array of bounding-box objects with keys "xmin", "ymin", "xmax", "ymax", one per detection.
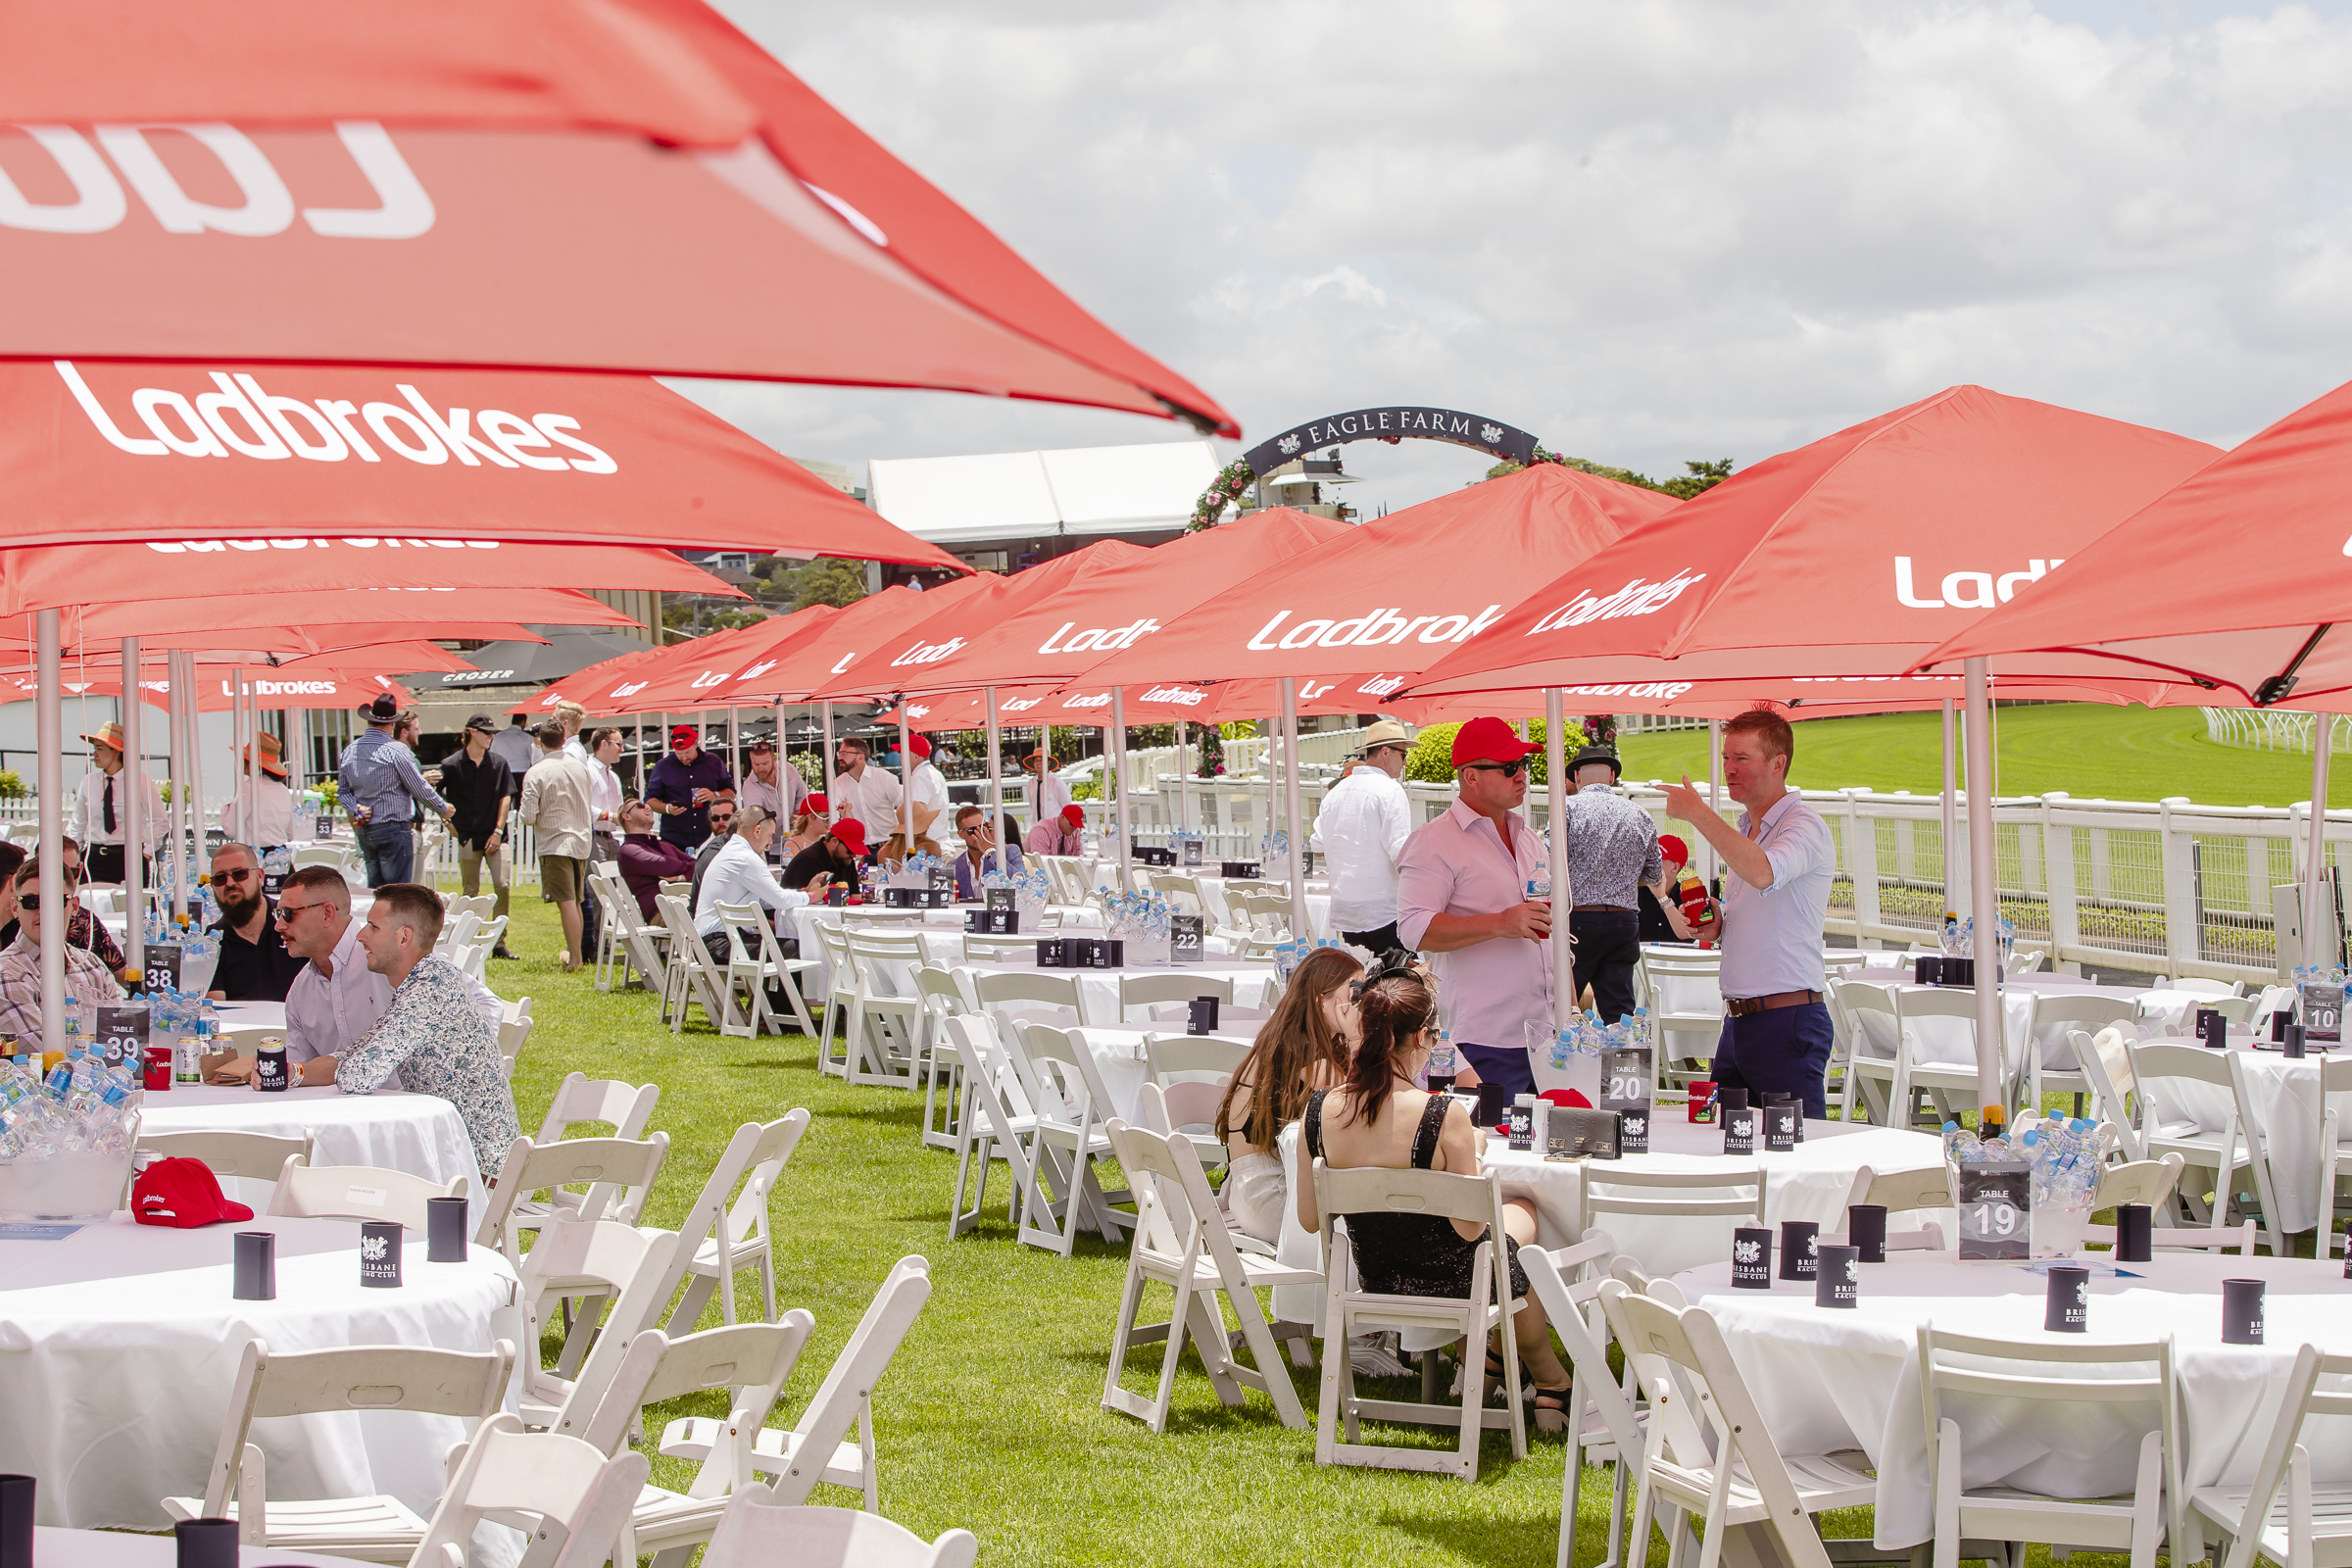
[
  {"xmin": 774, "ymin": 557, "xmax": 869, "ymax": 612},
  {"xmin": 1484, "ymin": 448, "xmax": 1736, "ymax": 498}
]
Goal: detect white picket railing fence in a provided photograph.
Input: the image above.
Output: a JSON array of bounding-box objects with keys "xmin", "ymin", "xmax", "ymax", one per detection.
[
  {"xmin": 2203, "ymin": 707, "xmax": 2352, "ymax": 757},
  {"xmin": 1096, "ymin": 769, "xmax": 2351, "ymax": 985}
]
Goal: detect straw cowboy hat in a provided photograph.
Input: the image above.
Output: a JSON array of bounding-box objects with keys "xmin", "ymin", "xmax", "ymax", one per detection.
[
  {"xmin": 244, "ymin": 732, "xmax": 290, "ymax": 779},
  {"xmin": 906, "ymin": 801, "xmax": 942, "ymax": 838},
  {"xmin": 1024, "ymin": 750, "xmax": 1059, "ymax": 768},
  {"xmin": 80, "ymin": 721, "xmax": 126, "ymax": 754},
  {"xmin": 1357, "ymin": 719, "xmax": 1413, "ymax": 754}
]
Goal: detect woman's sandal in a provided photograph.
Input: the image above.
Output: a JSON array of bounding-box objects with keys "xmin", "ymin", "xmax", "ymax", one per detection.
[{"xmin": 1529, "ymin": 1382, "xmax": 1574, "ymax": 1435}]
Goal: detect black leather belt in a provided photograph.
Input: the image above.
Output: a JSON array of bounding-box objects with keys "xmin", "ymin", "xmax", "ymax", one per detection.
[{"xmin": 1724, "ymin": 990, "xmax": 1822, "ymax": 1016}]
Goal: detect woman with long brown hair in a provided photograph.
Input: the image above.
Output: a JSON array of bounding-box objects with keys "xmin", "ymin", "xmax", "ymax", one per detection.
[
  {"xmin": 1215, "ymin": 946, "xmax": 1362, "ymax": 1243},
  {"xmin": 1293, "ymin": 968, "xmax": 1572, "ymax": 1424}
]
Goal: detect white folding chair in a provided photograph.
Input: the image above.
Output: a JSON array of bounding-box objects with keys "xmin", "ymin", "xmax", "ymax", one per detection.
[
  {"xmin": 943, "ymin": 1015, "xmax": 1041, "ymax": 1244},
  {"xmin": 1601, "ymin": 1280, "xmax": 1872, "ymax": 1568},
  {"xmin": 2027, "ymin": 993, "xmax": 2140, "ymax": 1114},
  {"xmin": 1100, "ymin": 1118, "xmax": 1316, "ymax": 1433},
  {"xmin": 1824, "ymin": 1163, "xmax": 1952, "ymax": 1251},
  {"xmin": 136, "ymin": 1128, "xmax": 311, "ymax": 1187},
  {"xmin": 1644, "ymin": 951, "xmax": 1724, "ymax": 1099},
  {"xmin": 2081, "ymin": 1153, "xmax": 2254, "ymax": 1252},
  {"xmin": 504, "ymin": 1215, "xmax": 683, "ymax": 1430},
  {"xmin": 714, "ymin": 902, "xmax": 819, "ymax": 1039},
  {"xmin": 458, "ymin": 917, "xmax": 502, "ymax": 983},
  {"xmin": 2154, "ymin": 975, "xmax": 2244, "ymax": 999},
  {"xmin": 972, "ymin": 967, "xmax": 1093, "ymax": 1031},
  {"xmin": 699, "ymin": 1490, "xmax": 976, "ymax": 1568},
  {"xmin": 1580, "ymin": 1163, "xmax": 1764, "ymax": 1243},
  {"xmin": 504, "ymin": 1073, "xmax": 661, "ymax": 1242},
  {"xmin": 474, "ymin": 1132, "xmax": 669, "ymax": 1260},
  {"xmin": 1141, "ymin": 1032, "xmax": 1250, "ymax": 1087},
  {"xmin": 2130, "ymin": 1042, "xmax": 2283, "ymax": 1252},
  {"xmin": 912, "ymin": 966, "xmax": 972, "ymax": 1152},
  {"xmin": 163, "ymin": 1339, "xmax": 513, "ymax": 1559},
  {"xmin": 1013, "ymin": 1021, "xmax": 1132, "ymax": 1257},
  {"xmin": 1836, "ymin": 979, "xmax": 1904, "ymax": 1124},
  {"xmin": 842, "ymin": 930, "xmax": 925, "ymax": 1087},
  {"xmin": 1520, "ymin": 1238, "xmax": 1641, "ymax": 1568},
  {"xmin": 811, "ymin": 920, "xmax": 855, "ymax": 1077},
  {"xmin": 653, "ymin": 1111, "xmax": 811, "ymax": 1334},
  {"xmin": 268, "ymin": 1158, "xmax": 465, "ymax": 1231},
  {"xmin": 406, "ymin": 1415, "xmax": 648, "ymax": 1568},
  {"xmin": 593, "ymin": 874, "xmax": 671, "ymax": 995},
  {"xmin": 497, "ymin": 997, "xmax": 534, "ymax": 1081},
  {"xmin": 2188, "ymin": 1343, "xmax": 2352, "ymax": 1568},
  {"xmin": 1118, "ymin": 970, "xmax": 1232, "ymax": 1025},
  {"xmin": 433, "ymin": 908, "xmax": 480, "ymax": 962},
  {"xmin": 1892, "ymin": 987, "xmax": 2006, "ymax": 1125},
  {"xmin": 564, "ymin": 1319, "xmax": 815, "ymax": 1568},
  {"xmin": 1919, "ymin": 1324, "xmax": 2180, "ymax": 1568},
  {"xmin": 1310, "ymin": 1157, "xmax": 1525, "ymax": 1483},
  {"xmin": 657, "ymin": 1257, "xmax": 934, "ymax": 1512},
  {"xmin": 2076, "ymin": 1025, "xmax": 2147, "ymax": 1157},
  {"xmin": 657, "ymin": 894, "xmax": 730, "ymax": 1035},
  {"xmin": 1133, "ymin": 1078, "xmax": 1236, "ymax": 1193},
  {"xmin": 2313, "ymin": 1056, "xmax": 2352, "ymax": 1256}
]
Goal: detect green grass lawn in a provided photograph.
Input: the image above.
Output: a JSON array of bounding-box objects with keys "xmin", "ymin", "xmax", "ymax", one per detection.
[
  {"xmin": 1615, "ymin": 703, "xmax": 2349, "ymax": 808},
  {"xmin": 495, "ymin": 899, "xmax": 1611, "ymax": 1567}
]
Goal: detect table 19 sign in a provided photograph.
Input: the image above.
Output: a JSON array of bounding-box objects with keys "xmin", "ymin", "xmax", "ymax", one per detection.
[{"xmin": 1956, "ymin": 1160, "xmax": 2031, "ymax": 1262}]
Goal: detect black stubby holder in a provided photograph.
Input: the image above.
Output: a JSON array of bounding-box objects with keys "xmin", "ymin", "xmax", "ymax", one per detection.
[
  {"xmin": 2116, "ymin": 1203, "xmax": 2153, "ymax": 1263},
  {"xmin": 2045, "ymin": 1264, "xmax": 2088, "ymax": 1333},
  {"xmin": 1731, "ymin": 1226, "xmax": 1773, "ymax": 1289},
  {"xmin": 0, "ymin": 1474, "xmax": 32, "ymax": 1568},
  {"xmin": 175, "ymin": 1518, "xmax": 239, "ymax": 1568},
  {"xmin": 426, "ymin": 1196, "xmax": 468, "ymax": 1263},
  {"xmin": 2223, "ymin": 1278, "xmax": 2265, "ymax": 1344},
  {"xmin": 1474, "ymin": 1083, "xmax": 1509, "ymax": 1129},
  {"xmin": 1187, "ymin": 997, "xmax": 1219, "ymax": 1035},
  {"xmin": 1914, "ymin": 956, "xmax": 1943, "ymax": 986},
  {"xmin": 1848, "ymin": 1203, "xmax": 1887, "ymax": 1263},
  {"xmin": 360, "ymin": 1220, "xmax": 402, "ymax": 1289},
  {"xmin": 232, "ymin": 1230, "xmax": 275, "ymax": 1300},
  {"xmin": 1778, "ymin": 1220, "xmax": 1819, "ymax": 1281},
  {"xmin": 2274, "ymin": 1009, "xmax": 2293, "ymax": 1043},
  {"xmin": 1815, "ymin": 1244, "xmax": 1859, "ymax": 1308},
  {"xmin": 2284, "ymin": 1023, "xmax": 2308, "ymax": 1059}
]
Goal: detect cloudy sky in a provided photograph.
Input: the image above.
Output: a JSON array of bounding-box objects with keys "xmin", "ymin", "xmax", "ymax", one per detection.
[{"xmin": 677, "ymin": 0, "xmax": 2352, "ymax": 517}]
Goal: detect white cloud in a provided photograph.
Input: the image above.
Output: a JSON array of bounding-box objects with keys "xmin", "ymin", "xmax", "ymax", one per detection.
[{"xmin": 678, "ymin": 0, "xmax": 2352, "ymax": 514}]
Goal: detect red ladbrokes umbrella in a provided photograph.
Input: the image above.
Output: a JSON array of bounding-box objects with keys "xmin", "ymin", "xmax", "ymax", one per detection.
[
  {"xmin": 1922, "ymin": 374, "xmax": 2352, "ymax": 707},
  {"xmin": 12, "ymin": 668, "xmax": 421, "ymax": 713},
  {"xmin": 1077, "ymin": 464, "xmax": 1680, "ymax": 690},
  {"xmin": 860, "ymin": 508, "xmax": 1356, "ymax": 698},
  {"xmin": 0, "ymin": 536, "xmax": 733, "ymax": 615},
  {"xmin": 808, "ymin": 541, "xmax": 1153, "ymax": 703},
  {"xmin": 1405, "ymin": 385, "xmax": 2221, "ymax": 700},
  {"xmin": 547, "ymin": 608, "xmax": 842, "ymax": 715},
  {"xmin": 0, "ymin": 2, "xmax": 1234, "ymax": 435},
  {"xmin": 5, "ymin": 589, "xmax": 634, "ymax": 656},
  {"xmin": 10, "ymin": 360, "xmax": 960, "ymax": 563}
]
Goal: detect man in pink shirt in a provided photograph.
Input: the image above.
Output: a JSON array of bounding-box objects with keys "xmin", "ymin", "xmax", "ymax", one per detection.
[
  {"xmin": 1396, "ymin": 716, "xmax": 1556, "ymax": 1097},
  {"xmin": 1025, "ymin": 803, "xmax": 1088, "ymax": 857}
]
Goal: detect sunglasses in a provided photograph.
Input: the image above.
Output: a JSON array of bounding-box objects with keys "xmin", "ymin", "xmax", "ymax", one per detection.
[
  {"xmin": 1463, "ymin": 760, "xmax": 1529, "ymax": 779},
  {"xmin": 16, "ymin": 894, "xmax": 36, "ymax": 911},
  {"xmin": 215, "ymin": 866, "xmax": 258, "ymax": 883},
  {"xmin": 272, "ymin": 901, "xmax": 327, "ymax": 922}
]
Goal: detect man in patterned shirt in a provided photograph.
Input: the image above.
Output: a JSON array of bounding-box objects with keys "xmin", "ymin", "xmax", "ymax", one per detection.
[
  {"xmin": 334, "ymin": 882, "xmax": 520, "ymax": 1179},
  {"xmin": 1557, "ymin": 744, "xmax": 1662, "ymax": 1023}
]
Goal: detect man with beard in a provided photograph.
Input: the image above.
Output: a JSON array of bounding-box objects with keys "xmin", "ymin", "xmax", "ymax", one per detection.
[{"xmin": 204, "ymin": 841, "xmax": 309, "ymax": 1002}]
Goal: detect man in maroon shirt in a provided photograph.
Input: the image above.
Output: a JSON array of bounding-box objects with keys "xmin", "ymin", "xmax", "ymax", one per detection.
[{"xmin": 616, "ymin": 798, "xmax": 695, "ymax": 921}]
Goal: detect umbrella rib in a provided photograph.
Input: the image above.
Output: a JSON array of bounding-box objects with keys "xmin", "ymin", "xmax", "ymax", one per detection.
[{"xmin": 2254, "ymin": 623, "xmax": 2334, "ymax": 707}]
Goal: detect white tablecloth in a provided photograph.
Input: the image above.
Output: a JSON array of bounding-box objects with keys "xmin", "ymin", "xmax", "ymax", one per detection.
[
  {"xmin": 1674, "ymin": 1250, "xmax": 2352, "ymax": 1547},
  {"xmin": 783, "ymin": 906, "xmax": 1103, "ymax": 1006},
  {"xmin": 1066, "ymin": 1016, "xmax": 1270, "ymax": 1123},
  {"xmin": 35, "ymin": 1526, "xmax": 383, "ymax": 1568},
  {"xmin": 139, "ymin": 1084, "xmax": 484, "ymax": 1202},
  {"xmin": 0, "ymin": 1213, "xmax": 516, "ymax": 1537},
  {"xmin": 1845, "ymin": 976, "xmax": 2160, "ymax": 1075},
  {"xmin": 1269, "ymin": 1113, "xmax": 1943, "ymax": 1325}
]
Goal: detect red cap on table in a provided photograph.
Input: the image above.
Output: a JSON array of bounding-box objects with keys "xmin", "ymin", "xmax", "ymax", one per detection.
[{"xmin": 132, "ymin": 1157, "xmax": 254, "ymax": 1228}]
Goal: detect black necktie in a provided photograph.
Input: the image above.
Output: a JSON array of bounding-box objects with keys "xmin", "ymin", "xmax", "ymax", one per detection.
[{"xmin": 102, "ymin": 773, "xmax": 115, "ymax": 835}]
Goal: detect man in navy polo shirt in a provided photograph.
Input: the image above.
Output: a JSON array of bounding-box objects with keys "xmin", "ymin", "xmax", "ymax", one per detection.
[{"xmin": 644, "ymin": 724, "xmax": 735, "ymax": 854}]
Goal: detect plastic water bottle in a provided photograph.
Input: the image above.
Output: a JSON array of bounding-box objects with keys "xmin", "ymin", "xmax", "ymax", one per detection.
[
  {"xmin": 1426, "ymin": 1029, "xmax": 1457, "ymax": 1092},
  {"xmin": 62, "ymin": 993, "xmax": 81, "ymax": 1046}
]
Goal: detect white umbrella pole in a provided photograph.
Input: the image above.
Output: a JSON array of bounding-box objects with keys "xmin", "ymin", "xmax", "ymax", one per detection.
[
  {"xmin": 1964, "ymin": 660, "xmax": 2003, "ymax": 1116},
  {"xmin": 121, "ymin": 636, "xmax": 143, "ymax": 972},
  {"xmin": 1278, "ymin": 678, "xmax": 1306, "ymax": 936},
  {"xmin": 2305, "ymin": 714, "xmax": 2336, "ymax": 969},
  {"xmin": 35, "ymin": 611, "xmax": 63, "ymax": 1056},
  {"xmin": 1111, "ymin": 686, "xmax": 1132, "ymax": 892},
  {"xmin": 632, "ymin": 711, "xmax": 643, "ymax": 798},
  {"xmin": 1705, "ymin": 718, "xmax": 1723, "ymax": 890},
  {"xmin": 1942, "ymin": 697, "xmax": 1961, "ymax": 912},
  {"xmin": 1174, "ymin": 721, "xmax": 1189, "ymax": 837},
  {"xmin": 897, "ymin": 706, "xmax": 913, "ymax": 849},
  {"xmin": 231, "ymin": 665, "xmax": 246, "ymax": 847},
  {"xmin": 985, "ymin": 686, "xmax": 1004, "ymax": 873},
  {"xmin": 728, "ymin": 706, "xmax": 741, "ymax": 800},
  {"xmin": 167, "ymin": 651, "xmax": 186, "ymax": 923},
  {"xmin": 820, "ymin": 703, "xmax": 836, "ymax": 821},
  {"xmin": 188, "ymin": 658, "xmax": 205, "ymax": 871},
  {"xmin": 1546, "ymin": 687, "xmax": 1572, "ymax": 1031}
]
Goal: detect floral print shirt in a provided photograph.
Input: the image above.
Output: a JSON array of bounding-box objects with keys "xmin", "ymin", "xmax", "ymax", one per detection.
[{"xmin": 334, "ymin": 955, "xmax": 520, "ymax": 1178}]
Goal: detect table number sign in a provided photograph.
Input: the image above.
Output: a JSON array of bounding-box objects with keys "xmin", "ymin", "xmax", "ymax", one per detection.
[
  {"xmin": 986, "ymin": 887, "xmax": 1018, "ymax": 912},
  {"xmin": 1171, "ymin": 914, "xmax": 1203, "ymax": 963},
  {"xmin": 1182, "ymin": 838, "xmax": 1203, "ymax": 867},
  {"xmin": 2302, "ymin": 975, "xmax": 2344, "ymax": 1043},
  {"xmin": 94, "ymin": 1003, "xmax": 150, "ymax": 1071},
  {"xmin": 1599, "ymin": 1047, "xmax": 1652, "ymax": 1118},
  {"xmin": 1955, "ymin": 1161, "xmax": 2031, "ymax": 1261},
  {"xmin": 140, "ymin": 943, "xmax": 181, "ymax": 997},
  {"xmin": 314, "ymin": 814, "xmax": 336, "ymax": 840}
]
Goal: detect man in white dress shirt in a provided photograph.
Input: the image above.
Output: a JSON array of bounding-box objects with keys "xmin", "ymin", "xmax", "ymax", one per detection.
[
  {"xmin": 221, "ymin": 865, "xmax": 497, "ymax": 1085},
  {"xmin": 584, "ymin": 727, "xmax": 626, "ymax": 853},
  {"xmin": 1024, "ymin": 748, "xmax": 1071, "ymax": 834},
  {"xmin": 1309, "ymin": 718, "xmax": 1415, "ymax": 954},
  {"xmin": 903, "ymin": 735, "xmax": 950, "ymax": 837},
  {"xmin": 692, "ymin": 806, "xmax": 825, "ymax": 965},
  {"xmin": 828, "ymin": 736, "xmax": 900, "ymax": 858},
  {"xmin": 1661, "ymin": 709, "xmax": 1836, "ymax": 1116},
  {"xmin": 220, "ymin": 733, "xmax": 297, "ymax": 853},
  {"xmin": 75, "ymin": 720, "xmax": 162, "ymax": 886}
]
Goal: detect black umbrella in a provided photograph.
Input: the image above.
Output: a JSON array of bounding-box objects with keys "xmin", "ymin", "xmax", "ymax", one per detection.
[{"xmin": 409, "ymin": 627, "xmax": 656, "ymax": 691}]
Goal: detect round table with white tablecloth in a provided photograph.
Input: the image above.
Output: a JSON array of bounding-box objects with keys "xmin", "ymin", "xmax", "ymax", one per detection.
[
  {"xmin": 0, "ymin": 1213, "xmax": 515, "ymax": 1537},
  {"xmin": 1671, "ymin": 1250, "xmax": 2352, "ymax": 1548},
  {"xmin": 1063, "ymin": 1015, "xmax": 1270, "ymax": 1124},
  {"xmin": 783, "ymin": 905, "xmax": 1104, "ymax": 1006},
  {"xmin": 137, "ymin": 1083, "xmax": 485, "ymax": 1201},
  {"xmin": 2133, "ymin": 1032, "xmax": 2346, "ymax": 1234},
  {"xmin": 1269, "ymin": 1110, "xmax": 1945, "ymax": 1326},
  {"xmin": 34, "ymin": 1528, "xmax": 384, "ymax": 1568}
]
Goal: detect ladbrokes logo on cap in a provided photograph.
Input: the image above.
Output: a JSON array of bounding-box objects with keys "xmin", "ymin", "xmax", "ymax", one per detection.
[
  {"xmin": 57, "ymin": 362, "xmax": 618, "ymax": 473},
  {"xmin": 1247, "ymin": 605, "xmax": 1507, "ymax": 651},
  {"xmin": 1526, "ymin": 570, "xmax": 1708, "ymax": 634}
]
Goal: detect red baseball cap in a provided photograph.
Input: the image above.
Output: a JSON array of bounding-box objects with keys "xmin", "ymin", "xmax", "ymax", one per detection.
[
  {"xmin": 1061, "ymin": 804, "xmax": 1085, "ymax": 826},
  {"xmin": 132, "ymin": 1156, "xmax": 254, "ymax": 1228},
  {"xmin": 802, "ymin": 793, "xmax": 829, "ymax": 815},
  {"xmin": 831, "ymin": 818, "xmax": 867, "ymax": 856},
  {"xmin": 1659, "ymin": 833, "xmax": 1690, "ymax": 866},
  {"xmin": 670, "ymin": 724, "xmax": 698, "ymax": 748},
  {"xmin": 1449, "ymin": 715, "xmax": 1540, "ymax": 768},
  {"xmin": 907, "ymin": 735, "xmax": 932, "ymax": 759}
]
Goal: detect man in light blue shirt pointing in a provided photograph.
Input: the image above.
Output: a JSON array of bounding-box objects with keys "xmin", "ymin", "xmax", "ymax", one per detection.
[{"xmin": 1660, "ymin": 709, "xmax": 1836, "ymax": 1116}]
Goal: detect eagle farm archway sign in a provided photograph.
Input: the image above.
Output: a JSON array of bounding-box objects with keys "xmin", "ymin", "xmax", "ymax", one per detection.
[{"xmin": 1192, "ymin": 405, "xmax": 1541, "ymax": 527}]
